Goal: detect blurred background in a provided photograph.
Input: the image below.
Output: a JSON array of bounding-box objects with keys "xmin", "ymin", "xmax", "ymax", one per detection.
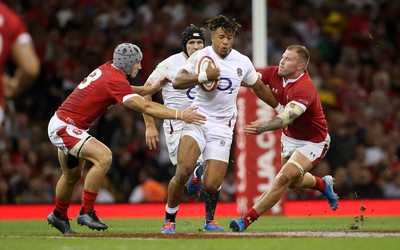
[{"xmin": 0, "ymin": 0, "xmax": 399, "ymax": 205}]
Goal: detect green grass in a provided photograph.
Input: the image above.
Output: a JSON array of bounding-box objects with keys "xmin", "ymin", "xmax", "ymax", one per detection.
[{"xmin": 1, "ymin": 217, "xmax": 400, "ymax": 250}]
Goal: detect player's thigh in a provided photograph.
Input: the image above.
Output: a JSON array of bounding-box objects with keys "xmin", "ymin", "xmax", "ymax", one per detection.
[
  {"xmin": 57, "ymin": 149, "xmax": 83, "ymax": 180},
  {"xmin": 178, "ymin": 124, "xmax": 204, "ymax": 166},
  {"xmin": 203, "ymin": 123, "xmax": 233, "ymax": 163},
  {"xmin": 175, "ymin": 135, "xmax": 201, "ymax": 177},
  {"xmin": 79, "ymin": 137, "xmax": 112, "ymax": 168}
]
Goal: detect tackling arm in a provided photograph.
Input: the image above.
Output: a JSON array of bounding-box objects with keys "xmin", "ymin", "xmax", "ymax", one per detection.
[
  {"xmin": 123, "ymin": 95, "xmax": 206, "ymax": 124},
  {"xmin": 244, "ymin": 102, "xmax": 304, "ymax": 134},
  {"xmin": 131, "ymin": 76, "xmax": 169, "ymax": 96}
]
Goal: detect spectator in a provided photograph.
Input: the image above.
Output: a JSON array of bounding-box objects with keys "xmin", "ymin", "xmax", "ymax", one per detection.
[{"xmin": 128, "ymin": 167, "xmax": 167, "ymax": 203}]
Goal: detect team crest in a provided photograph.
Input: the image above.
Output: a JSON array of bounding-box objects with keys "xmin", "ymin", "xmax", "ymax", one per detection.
[
  {"xmin": 73, "ymin": 129, "xmax": 83, "ymax": 135},
  {"xmin": 236, "ymin": 68, "xmax": 242, "ymax": 77}
]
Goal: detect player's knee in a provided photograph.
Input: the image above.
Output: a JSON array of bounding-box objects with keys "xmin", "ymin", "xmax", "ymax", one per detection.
[
  {"xmin": 64, "ymin": 171, "xmax": 81, "ymax": 185},
  {"xmin": 97, "ymin": 152, "xmax": 112, "ymax": 173},
  {"xmin": 288, "ymin": 179, "xmax": 302, "ymax": 190},
  {"xmin": 202, "ymin": 182, "xmax": 219, "ymax": 194},
  {"xmin": 275, "ymin": 173, "xmax": 291, "ymax": 187}
]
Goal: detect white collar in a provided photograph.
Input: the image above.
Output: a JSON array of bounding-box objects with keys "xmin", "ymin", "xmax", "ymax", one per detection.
[{"xmin": 283, "ymin": 72, "xmax": 304, "ymax": 87}]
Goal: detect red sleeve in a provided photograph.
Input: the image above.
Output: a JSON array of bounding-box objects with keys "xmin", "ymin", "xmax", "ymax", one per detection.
[
  {"xmin": 291, "ymin": 79, "xmax": 316, "ymax": 109},
  {"xmin": 107, "ymin": 78, "xmax": 134, "ymax": 104},
  {"xmin": 257, "ymin": 66, "xmax": 278, "ymax": 87}
]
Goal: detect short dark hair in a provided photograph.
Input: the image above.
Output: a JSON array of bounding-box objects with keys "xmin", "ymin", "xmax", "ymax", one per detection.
[
  {"xmin": 205, "ymin": 15, "xmax": 241, "ymax": 35},
  {"xmin": 181, "ymin": 24, "xmax": 205, "ymax": 57}
]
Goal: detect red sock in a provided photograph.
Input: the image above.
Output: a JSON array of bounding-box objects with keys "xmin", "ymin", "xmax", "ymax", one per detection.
[
  {"xmin": 82, "ymin": 189, "xmax": 98, "ymax": 214},
  {"xmin": 313, "ymin": 176, "xmax": 326, "ymax": 192},
  {"xmin": 243, "ymin": 208, "xmax": 259, "ymax": 229},
  {"xmin": 55, "ymin": 197, "xmax": 70, "ymax": 219}
]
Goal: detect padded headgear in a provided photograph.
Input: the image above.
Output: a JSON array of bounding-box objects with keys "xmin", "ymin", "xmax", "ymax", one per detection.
[
  {"xmin": 113, "ymin": 43, "xmax": 142, "ymax": 75},
  {"xmin": 181, "ymin": 25, "xmax": 205, "ymax": 57}
]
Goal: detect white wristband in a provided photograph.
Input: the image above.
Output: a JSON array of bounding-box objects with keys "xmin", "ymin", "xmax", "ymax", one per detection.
[
  {"xmin": 274, "ymin": 103, "xmax": 284, "ymax": 114},
  {"xmin": 198, "ymin": 72, "xmax": 208, "ymax": 83}
]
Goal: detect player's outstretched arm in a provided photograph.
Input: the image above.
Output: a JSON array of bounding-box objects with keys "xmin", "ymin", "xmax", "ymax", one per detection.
[
  {"xmin": 123, "ymin": 95, "xmax": 206, "ymax": 125},
  {"xmin": 131, "ymin": 76, "xmax": 170, "ymax": 96},
  {"xmin": 244, "ymin": 103, "xmax": 304, "ymax": 134},
  {"xmin": 249, "ymin": 78, "xmax": 278, "ymax": 108}
]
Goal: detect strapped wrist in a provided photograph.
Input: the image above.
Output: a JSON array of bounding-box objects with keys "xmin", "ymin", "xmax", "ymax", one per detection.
[{"xmin": 198, "ymin": 72, "xmax": 208, "ymax": 83}]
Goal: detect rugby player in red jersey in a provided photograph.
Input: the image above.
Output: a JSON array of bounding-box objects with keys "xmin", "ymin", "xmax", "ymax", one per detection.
[
  {"xmin": 230, "ymin": 45, "xmax": 338, "ymax": 232},
  {"xmin": 46, "ymin": 43, "xmax": 205, "ymax": 234},
  {"xmin": 0, "ymin": 2, "xmax": 39, "ymax": 128}
]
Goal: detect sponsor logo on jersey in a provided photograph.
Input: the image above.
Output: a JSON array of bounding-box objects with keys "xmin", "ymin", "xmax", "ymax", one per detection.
[{"xmin": 236, "ymin": 68, "xmax": 242, "ymax": 77}]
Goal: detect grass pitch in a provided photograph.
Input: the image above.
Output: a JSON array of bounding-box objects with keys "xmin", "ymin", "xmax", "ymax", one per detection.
[{"xmin": 1, "ymin": 216, "xmax": 400, "ymax": 250}]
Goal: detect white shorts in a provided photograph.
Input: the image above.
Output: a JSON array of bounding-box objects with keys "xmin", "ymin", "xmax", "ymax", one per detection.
[
  {"xmin": 164, "ymin": 119, "xmax": 203, "ymax": 165},
  {"xmin": 47, "ymin": 113, "xmax": 91, "ymax": 157},
  {"xmin": 163, "ymin": 119, "xmax": 184, "ymax": 165},
  {"xmin": 181, "ymin": 121, "xmax": 233, "ymax": 163},
  {"xmin": 281, "ymin": 133, "xmax": 330, "ymax": 165}
]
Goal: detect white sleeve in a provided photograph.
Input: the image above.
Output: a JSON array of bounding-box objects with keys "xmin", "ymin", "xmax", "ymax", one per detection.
[
  {"xmin": 146, "ymin": 60, "xmax": 169, "ymax": 85},
  {"xmin": 183, "ymin": 50, "xmax": 201, "ymax": 74},
  {"xmin": 242, "ymin": 57, "xmax": 258, "ymax": 86}
]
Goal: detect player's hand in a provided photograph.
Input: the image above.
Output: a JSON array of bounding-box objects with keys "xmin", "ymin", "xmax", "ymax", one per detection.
[
  {"xmin": 152, "ymin": 76, "xmax": 171, "ymax": 92},
  {"xmin": 205, "ymin": 63, "xmax": 220, "ymax": 82},
  {"xmin": 145, "ymin": 125, "xmax": 159, "ymax": 150},
  {"xmin": 244, "ymin": 120, "xmax": 263, "ymax": 135},
  {"xmin": 181, "ymin": 106, "xmax": 206, "ymax": 125}
]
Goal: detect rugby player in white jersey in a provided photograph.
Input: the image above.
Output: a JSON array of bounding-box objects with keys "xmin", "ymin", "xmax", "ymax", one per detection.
[
  {"xmin": 161, "ymin": 15, "xmax": 279, "ymax": 234},
  {"xmin": 142, "ymin": 25, "xmax": 224, "ymax": 231}
]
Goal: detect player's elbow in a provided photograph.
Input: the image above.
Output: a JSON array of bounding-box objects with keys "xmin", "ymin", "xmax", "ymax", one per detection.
[
  {"xmin": 22, "ymin": 56, "xmax": 40, "ymax": 81},
  {"xmin": 172, "ymin": 79, "xmax": 185, "ymax": 89}
]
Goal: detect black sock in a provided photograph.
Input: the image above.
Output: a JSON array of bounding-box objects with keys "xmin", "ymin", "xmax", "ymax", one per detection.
[
  {"xmin": 165, "ymin": 211, "xmax": 177, "ymax": 223},
  {"xmin": 205, "ymin": 190, "xmax": 220, "ymax": 221},
  {"xmin": 53, "ymin": 210, "xmax": 61, "ymax": 218}
]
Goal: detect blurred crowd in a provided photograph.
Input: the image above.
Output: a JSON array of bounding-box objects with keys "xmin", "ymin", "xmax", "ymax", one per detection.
[{"xmin": 0, "ymin": 0, "xmax": 399, "ymax": 204}]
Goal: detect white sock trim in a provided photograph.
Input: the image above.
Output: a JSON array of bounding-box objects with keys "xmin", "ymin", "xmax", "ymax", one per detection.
[{"xmin": 165, "ymin": 204, "xmax": 179, "ymax": 214}]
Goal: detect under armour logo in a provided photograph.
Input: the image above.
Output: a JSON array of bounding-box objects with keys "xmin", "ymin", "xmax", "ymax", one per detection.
[{"xmin": 246, "ymin": 216, "xmax": 252, "ymax": 224}]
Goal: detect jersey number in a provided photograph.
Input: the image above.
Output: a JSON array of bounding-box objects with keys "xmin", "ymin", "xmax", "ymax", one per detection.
[{"xmin": 78, "ymin": 69, "xmax": 102, "ymax": 89}]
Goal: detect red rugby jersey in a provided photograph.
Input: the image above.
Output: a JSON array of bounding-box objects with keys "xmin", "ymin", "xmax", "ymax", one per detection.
[
  {"xmin": 258, "ymin": 66, "xmax": 328, "ymax": 143},
  {"xmin": 56, "ymin": 62, "xmax": 134, "ymax": 129}
]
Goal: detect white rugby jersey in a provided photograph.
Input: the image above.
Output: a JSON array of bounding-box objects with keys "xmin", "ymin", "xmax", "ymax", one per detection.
[
  {"xmin": 184, "ymin": 46, "xmax": 258, "ymax": 125},
  {"xmin": 146, "ymin": 52, "xmax": 197, "ymax": 134},
  {"xmin": 146, "ymin": 52, "xmax": 197, "ymax": 110}
]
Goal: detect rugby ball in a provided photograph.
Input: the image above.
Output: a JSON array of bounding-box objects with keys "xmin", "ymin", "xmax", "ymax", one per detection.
[{"xmin": 196, "ymin": 56, "xmax": 218, "ymax": 92}]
